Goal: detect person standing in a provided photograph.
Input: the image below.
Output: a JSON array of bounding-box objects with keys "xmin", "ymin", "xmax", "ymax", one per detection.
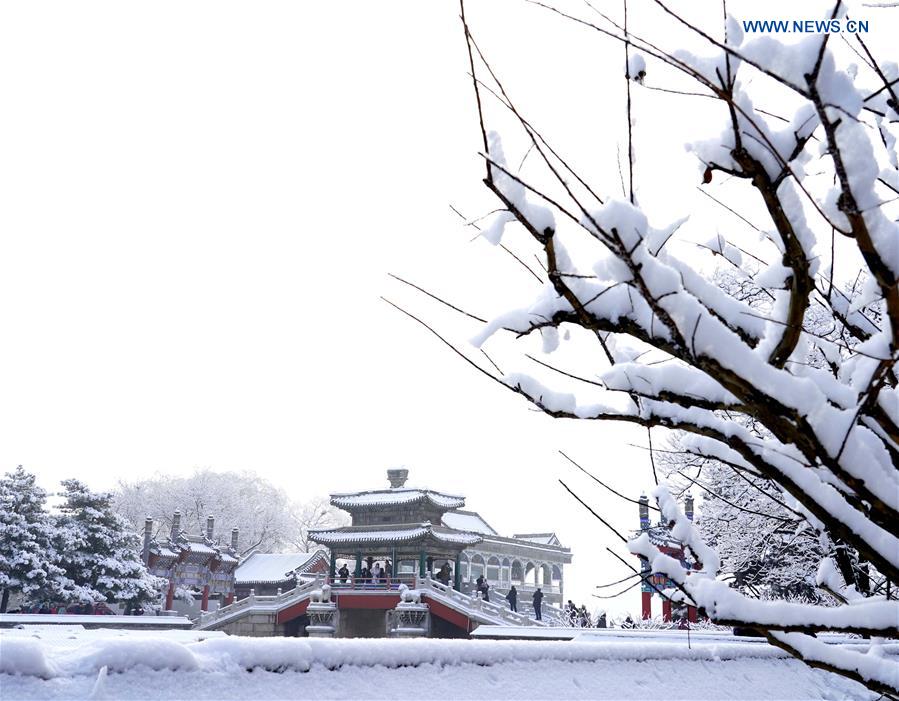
[
  {"xmin": 337, "ymin": 563, "xmax": 349, "ymax": 584},
  {"xmin": 532, "ymin": 588, "xmax": 544, "ymax": 621},
  {"xmin": 578, "ymin": 605, "xmax": 590, "ymax": 627},
  {"xmin": 475, "ymin": 574, "xmax": 490, "ymax": 601},
  {"xmin": 506, "ymin": 585, "xmax": 518, "ymax": 612}
]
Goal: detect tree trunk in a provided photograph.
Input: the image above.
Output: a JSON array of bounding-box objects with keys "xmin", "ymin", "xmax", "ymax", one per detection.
[{"xmin": 1, "ymin": 588, "xmax": 10, "ymax": 613}]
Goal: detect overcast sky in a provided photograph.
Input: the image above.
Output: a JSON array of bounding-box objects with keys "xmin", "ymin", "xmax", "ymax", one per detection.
[{"xmin": 1, "ymin": 0, "xmax": 894, "ymax": 615}]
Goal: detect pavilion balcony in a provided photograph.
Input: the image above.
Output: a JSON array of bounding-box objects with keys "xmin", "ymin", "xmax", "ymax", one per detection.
[{"xmin": 326, "ymin": 575, "xmax": 420, "ymax": 591}]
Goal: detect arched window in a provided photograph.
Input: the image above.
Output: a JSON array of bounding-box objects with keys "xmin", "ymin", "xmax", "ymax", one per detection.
[
  {"xmin": 552, "ymin": 564, "xmax": 563, "ymax": 587},
  {"xmin": 511, "ymin": 560, "xmax": 523, "ymax": 583},
  {"xmin": 470, "ymin": 554, "xmax": 485, "ymax": 582},
  {"xmin": 459, "ymin": 553, "xmax": 470, "ymax": 582},
  {"xmin": 541, "ymin": 563, "xmax": 552, "ymax": 586},
  {"xmin": 486, "ymin": 556, "xmax": 500, "ymax": 582},
  {"xmin": 501, "ymin": 558, "xmax": 511, "ymax": 582},
  {"xmin": 524, "ymin": 562, "xmax": 537, "ymax": 585}
]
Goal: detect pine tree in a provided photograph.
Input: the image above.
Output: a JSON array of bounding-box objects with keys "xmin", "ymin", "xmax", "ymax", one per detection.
[
  {"xmin": 55, "ymin": 479, "xmax": 165, "ymax": 606},
  {"xmin": 0, "ymin": 466, "xmax": 69, "ymax": 611}
]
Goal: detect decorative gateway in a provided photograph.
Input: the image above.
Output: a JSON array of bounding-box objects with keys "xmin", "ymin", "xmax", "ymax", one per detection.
[
  {"xmin": 636, "ymin": 494, "xmax": 699, "ymax": 623},
  {"xmin": 142, "ymin": 513, "xmax": 239, "ymax": 612}
]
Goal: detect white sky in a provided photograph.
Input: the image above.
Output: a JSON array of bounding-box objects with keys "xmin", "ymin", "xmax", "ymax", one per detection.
[{"xmin": 1, "ymin": 0, "xmax": 895, "ymax": 616}]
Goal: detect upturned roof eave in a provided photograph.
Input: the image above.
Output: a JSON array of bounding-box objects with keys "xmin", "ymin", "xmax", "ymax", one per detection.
[
  {"xmin": 308, "ymin": 523, "xmax": 482, "ymax": 548},
  {"xmin": 329, "ymin": 489, "xmax": 466, "ymax": 511}
]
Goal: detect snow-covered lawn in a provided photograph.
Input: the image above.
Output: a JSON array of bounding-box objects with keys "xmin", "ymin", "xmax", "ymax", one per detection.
[{"xmin": 0, "ymin": 626, "xmax": 888, "ymax": 700}]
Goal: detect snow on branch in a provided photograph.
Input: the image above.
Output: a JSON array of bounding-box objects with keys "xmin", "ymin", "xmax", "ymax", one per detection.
[{"xmin": 412, "ymin": 2, "xmax": 899, "ymax": 694}]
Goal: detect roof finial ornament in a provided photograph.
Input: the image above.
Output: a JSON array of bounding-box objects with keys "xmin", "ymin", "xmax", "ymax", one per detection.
[{"xmin": 387, "ymin": 468, "xmax": 409, "ymax": 489}]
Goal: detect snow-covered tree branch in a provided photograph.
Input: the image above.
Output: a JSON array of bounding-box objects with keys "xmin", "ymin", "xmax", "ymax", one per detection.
[{"xmin": 397, "ymin": 0, "xmax": 899, "ymax": 694}]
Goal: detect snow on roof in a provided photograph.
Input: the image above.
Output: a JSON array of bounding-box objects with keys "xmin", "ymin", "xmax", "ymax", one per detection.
[
  {"xmin": 441, "ymin": 510, "xmax": 497, "ymax": 536},
  {"xmin": 235, "ymin": 552, "xmax": 324, "ymax": 584},
  {"xmin": 309, "ymin": 523, "xmax": 481, "ymax": 547},
  {"xmin": 330, "ymin": 489, "xmax": 465, "ymax": 511},
  {"xmin": 151, "ymin": 543, "xmax": 179, "ymax": 559},
  {"xmin": 151, "ymin": 535, "xmax": 230, "ymax": 560},
  {"xmin": 512, "ymin": 533, "xmax": 561, "ymax": 546},
  {"xmin": 430, "ymin": 526, "xmax": 485, "ymax": 545},
  {"xmin": 182, "ymin": 539, "xmax": 217, "ymax": 554},
  {"xmin": 645, "ymin": 527, "xmax": 683, "ymax": 550}
]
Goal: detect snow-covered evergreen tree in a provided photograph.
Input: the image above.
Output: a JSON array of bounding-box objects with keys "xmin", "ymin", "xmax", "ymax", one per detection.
[
  {"xmin": 0, "ymin": 466, "xmax": 70, "ymax": 611},
  {"xmin": 54, "ymin": 479, "xmax": 165, "ymax": 605}
]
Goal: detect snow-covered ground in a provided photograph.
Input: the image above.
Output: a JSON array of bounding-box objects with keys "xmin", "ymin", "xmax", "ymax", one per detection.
[
  {"xmin": 0, "ymin": 615, "xmax": 193, "ymax": 628},
  {"xmin": 0, "ymin": 625, "xmax": 888, "ymax": 700}
]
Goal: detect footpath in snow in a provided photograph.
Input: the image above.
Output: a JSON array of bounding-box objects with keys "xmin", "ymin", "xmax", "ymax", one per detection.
[{"xmin": 0, "ymin": 626, "xmax": 889, "ymax": 700}]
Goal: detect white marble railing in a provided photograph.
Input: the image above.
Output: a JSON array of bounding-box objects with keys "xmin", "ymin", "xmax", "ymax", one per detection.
[
  {"xmin": 196, "ymin": 574, "xmax": 325, "ymax": 629},
  {"xmin": 416, "ymin": 577, "xmax": 547, "ymax": 627},
  {"xmin": 196, "ymin": 573, "xmax": 559, "ymax": 631}
]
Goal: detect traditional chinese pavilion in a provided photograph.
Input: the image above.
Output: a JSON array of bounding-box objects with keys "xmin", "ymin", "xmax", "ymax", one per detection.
[
  {"xmin": 308, "ymin": 469, "xmax": 571, "ymax": 611},
  {"xmin": 196, "ymin": 469, "xmax": 572, "ymax": 637},
  {"xmin": 309, "ymin": 469, "xmax": 483, "ymax": 590},
  {"xmin": 636, "ymin": 493, "xmax": 698, "ymax": 623}
]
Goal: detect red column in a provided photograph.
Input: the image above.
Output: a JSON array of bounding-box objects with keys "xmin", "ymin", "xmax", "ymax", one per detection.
[
  {"xmin": 225, "ymin": 593, "xmax": 234, "ymax": 606},
  {"xmin": 641, "ymin": 591, "xmax": 652, "ymax": 619},
  {"xmin": 201, "ymin": 585, "xmax": 210, "ymax": 611},
  {"xmin": 687, "ymin": 605, "xmax": 697, "ymax": 623},
  {"xmin": 165, "ymin": 581, "xmax": 174, "ymax": 610},
  {"xmin": 662, "ymin": 599, "xmax": 672, "ymax": 622}
]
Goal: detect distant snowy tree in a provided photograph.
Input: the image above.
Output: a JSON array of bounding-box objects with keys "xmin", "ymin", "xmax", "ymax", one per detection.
[
  {"xmin": 658, "ymin": 270, "xmax": 830, "ymax": 603},
  {"xmin": 288, "ymin": 496, "xmax": 350, "ymax": 553},
  {"xmin": 661, "ymin": 448, "xmax": 828, "ymax": 603},
  {"xmin": 0, "ymin": 466, "xmax": 69, "ymax": 611},
  {"xmin": 55, "ymin": 479, "xmax": 165, "ymax": 605},
  {"xmin": 113, "ymin": 468, "xmax": 346, "ymax": 555},
  {"xmin": 395, "ymin": 1, "xmax": 899, "ymax": 694}
]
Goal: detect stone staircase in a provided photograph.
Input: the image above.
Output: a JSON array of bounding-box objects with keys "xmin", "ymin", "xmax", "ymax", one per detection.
[
  {"xmin": 196, "ymin": 575, "xmax": 323, "ymax": 631},
  {"xmin": 416, "ymin": 578, "xmax": 560, "ymax": 627}
]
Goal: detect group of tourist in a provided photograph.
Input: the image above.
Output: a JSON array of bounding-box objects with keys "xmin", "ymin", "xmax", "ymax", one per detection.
[
  {"xmin": 563, "ymin": 599, "xmax": 604, "ymax": 628},
  {"xmin": 335, "ymin": 559, "xmax": 394, "ymax": 584},
  {"xmin": 332, "ymin": 561, "xmax": 554, "ymax": 623},
  {"xmin": 474, "ymin": 577, "xmax": 546, "ymax": 621},
  {"xmin": 334, "ymin": 558, "xmax": 458, "ymax": 587}
]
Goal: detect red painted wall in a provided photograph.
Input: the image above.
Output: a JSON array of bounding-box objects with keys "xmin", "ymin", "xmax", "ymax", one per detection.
[
  {"xmin": 422, "ymin": 596, "xmax": 471, "ymax": 631},
  {"xmin": 336, "ymin": 594, "xmax": 401, "ymax": 610},
  {"xmin": 276, "ymin": 599, "xmax": 310, "ymax": 624}
]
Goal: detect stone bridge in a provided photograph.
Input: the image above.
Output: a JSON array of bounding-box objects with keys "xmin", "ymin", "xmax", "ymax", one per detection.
[{"xmin": 195, "ymin": 575, "xmax": 563, "ymax": 637}]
